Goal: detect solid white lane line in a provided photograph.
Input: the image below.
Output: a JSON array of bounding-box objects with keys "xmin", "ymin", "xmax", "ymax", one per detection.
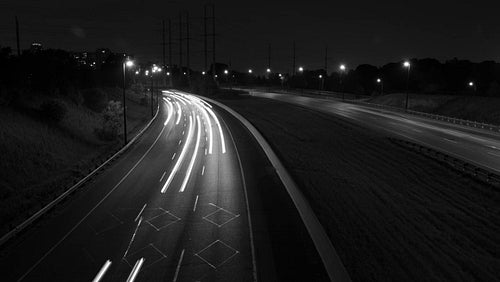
[
  {"xmin": 135, "ymin": 204, "xmax": 147, "ymax": 222},
  {"xmin": 179, "ymin": 115, "xmax": 202, "ymax": 192},
  {"xmin": 179, "ymin": 139, "xmax": 182, "ymax": 145},
  {"xmin": 159, "ymin": 171, "xmax": 166, "ymax": 182},
  {"xmin": 488, "ymin": 151, "xmax": 500, "ymax": 158},
  {"xmin": 92, "ymin": 260, "xmax": 112, "ymax": 282},
  {"xmin": 161, "ymin": 115, "xmax": 195, "ymax": 193},
  {"xmin": 193, "ymin": 195, "xmax": 199, "ymax": 212},
  {"xmin": 172, "ymin": 153, "xmax": 176, "ymax": 160},
  {"xmin": 182, "ymin": 130, "xmax": 185, "ymax": 135},
  {"xmin": 201, "ymin": 165, "xmax": 205, "ymax": 175},
  {"xmin": 205, "ymin": 148, "xmax": 207, "ymax": 155},
  {"xmin": 126, "ymin": 258, "xmax": 145, "ymax": 282},
  {"xmin": 172, "ymin": 249, "xmax": 185, "ymax": 282},
  {"xmin": 444, "ymin": 137, "xmax": 458, "ymax": 144}
]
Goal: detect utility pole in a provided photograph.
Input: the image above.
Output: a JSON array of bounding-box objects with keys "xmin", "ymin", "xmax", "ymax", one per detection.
[
  {"xmin": 15, "ymin": 16, "xmax": 20, "ymax": 56},
  {"xmin": 179, "ymin": 13, "xmax": 183, "ymax": 74},
  {"xmin": 204, "ymin": 6, "xmax": 208, "ymax": 72},
  {"xmin": 292, "ymin": 41, "xmax": 296, "ymax": 76},
  {"xmin": 212, "ymin": 4, "xmax": 216, "ymax": 80},
  {"xmin": 168, "ymin": 19, "xmax": 172, "ymax": 68},
  {"xmin": 268, "ymin": 43, "xmax": 271, "ymax": 70},
  {"xmin": 162, "ymin": 20, "xmax": 166, "ymax": 68},
  {"xmin": 324, "ymin": 45, "xmax": 328, "ymax": 74},
  {"xmin": 186, "ymin": 11, "xmax": 190, "ymax": 81}
]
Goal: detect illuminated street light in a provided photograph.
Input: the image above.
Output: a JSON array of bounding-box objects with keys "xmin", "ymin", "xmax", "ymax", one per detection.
[
  {"xmin": 468, "ymin": 81, "xmax": 477, "ymax": 94},
  {"xmin": 469, "ymin": 81, "xmax": 474, "ymax": 87},
  {"xmin": 135, "ymin": 70, "xmax": 139, "ymax": 75},
  {"xmin": 224, "ymin": 69, "xmax": 229, "ymax": 74},
  {"xmin": 157, "ymin": 67, "xmax": 162, "ymax": 72},
  {"xmin": 278, "ymin": 73, "xmax": 282, "ymax": 77},
  {"xmin": 122, "ymin": 59, "xmax": 135, "ymax": 145},
  {"xmin": 403, "ymin": 60, "xmax": 411, "ymax": 110},
  {"xmin": 339, "ymin": 64, "xmax": 346, "ymax": 100},
  {"xmin": 166, "ymin": 72, "xmax": 170, "ymax": 76},
  {"xmin": 298, "ymin": 66, "xmax": 304, "ymax": 72},
  {"xmin": 266, "ymin": 68, "xmax": 271, "ymax": 73},
  {"xmin": 145, "ymin": 70, "xmax": 149, "ymax": 76},
  {"xmin": 202, "ymin": 71, "xmax": 206, "ymax": 75},
  {"xmin": 248, "ymin": 69, "xmax": 253, "ymax": 74},
  {"xmin": 319, "ymin": 74, "xmax": 323, "ymax": 78},
  {"xmin": 376, "ymin": 78, "xmax": 384, "ymax": 95}
]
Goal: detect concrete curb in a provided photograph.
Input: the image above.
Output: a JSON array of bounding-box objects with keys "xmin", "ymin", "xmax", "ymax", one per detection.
[
  {"xmin": 0, "ymin": 104, "xmax": 160, "ymax": 247},
  {"xmin": 198, "ymin": 95, "xmax": 352, "ymax": 282}
]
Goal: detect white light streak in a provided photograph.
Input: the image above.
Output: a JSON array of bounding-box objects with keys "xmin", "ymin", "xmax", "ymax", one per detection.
[
  {"xmin": 92, "ymin": 260, "xmax": 112, "ymax": 282},
  {"xmin": 179, "ymin": 115, "xmax": 202, "ymax": 192}
]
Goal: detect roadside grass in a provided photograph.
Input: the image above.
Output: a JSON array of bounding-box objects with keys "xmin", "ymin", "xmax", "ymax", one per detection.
[
  {"xmin": 220, "ymin": 96, "xmax": 500, "ymax": 281},
  {"xmin": 0, "ymin": 87, "xmax": 150, "ymax": 235},
  {"xmin": 369, "ymin": 93, "xmax": 500, "ymax": 125}
]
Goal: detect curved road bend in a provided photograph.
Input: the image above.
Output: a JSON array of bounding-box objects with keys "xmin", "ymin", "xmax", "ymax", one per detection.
[
  {"xmin": 0, "ymin": 90, "xmax": 328, "ymax": 281},
  {"xmin": 248, "ymin": 91, "xmax": 500, "ymax": 174}
]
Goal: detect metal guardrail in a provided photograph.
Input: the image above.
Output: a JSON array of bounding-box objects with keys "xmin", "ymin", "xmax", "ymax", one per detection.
[
  {"xmin": 0, "ymin": 104, "xmax": 161, "ymax": 247},
  {"xmin": 390, "ymin": 138, "xmax": 500, "ymax": 186}
]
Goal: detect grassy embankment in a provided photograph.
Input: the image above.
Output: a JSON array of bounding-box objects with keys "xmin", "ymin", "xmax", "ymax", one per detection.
[
  {"xmin": 0, "ymin": 87, "xmax": 150, "ymax": 236},
  {"xmin": 219, "ymin": 94, "xmax": 500, "ymax": 281},
  {"xmin": 369, "ymin": 93, "xmax": 500, "ymax": 125}
]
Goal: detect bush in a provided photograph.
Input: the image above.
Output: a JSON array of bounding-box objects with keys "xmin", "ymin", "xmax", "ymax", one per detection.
[
  {"xmin": 82, "ymin": 88, "xmax": 108, "ymax": 112},
  {"xmin": 40, "ymin": 99, "xmax": 67, "ymax": 122},
  {"xmin": 96, "ymin": 100, "xmax": 123, "ymax": 140}
]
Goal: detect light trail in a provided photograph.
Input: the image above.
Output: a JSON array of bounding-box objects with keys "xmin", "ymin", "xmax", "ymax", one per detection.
[
  {"xmin": 199, "ymin": 105, "xmax": 213, "ymax": 154},
  {"xmin": 126, "ymin": 258, "xmax": 145, "ymax": 282},
  {"xmin": 179, "ymin": 115, "xmax": 202, "ymax": 192},
  {"xmin": 175, "ymin": 101, "xmax": 182, "ymax": 125},
  {"xmin": 92, "ymin": 260, "xmax": 112, "ymax": 282},
  {"xmin": 202, "ymin": 103, "xmax": 227, "ymax": 154},
  {"xmin": 161, "ymin": 114, "xmax": 194, "ymax": 193}
]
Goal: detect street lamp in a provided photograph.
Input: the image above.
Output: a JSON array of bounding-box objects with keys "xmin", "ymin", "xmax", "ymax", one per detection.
[
  {"xmin": 122, "ymin": 59, "xmax": 134, "ymax": 145},
  {"xmin": 298, "ymin": 66, "xmax": 304, "ymax": 72},
  {"xmin": 248, "ymin": 69, "xmax": 253, "ymax": 74},
  {"xmin": 376, "ymin": 78, "xmax": 384, "ymax": 95},
  {"xmin": 224, "ymin": 69, "xmax": 229, "ymax": 74},
  {"xmin": 339, "ymin": 64, "xmax": 346, "ymax": 100},
  {"xmin": 468, "ymin": 81, "xmax": 477, "ymax": 94},
  {"xmin": 266, "ymin": 68, "xmax": 271, "ymax": 73},
  {"xmin": 202, "ymin": 71, "xmax": 206, "ymax": 75},
  {"xmin": 319, "ymin": 74, "xmax": 324, "ymax": 90},
  {"xmin": 403, "ymin": 60, "xmax": 411, "ymax": 110}
]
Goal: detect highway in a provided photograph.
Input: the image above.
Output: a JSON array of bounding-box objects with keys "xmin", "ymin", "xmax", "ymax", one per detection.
[
  {"xmin": 0, "ymin": 90, "xmax": 328, "ymax": 281},
  {"xmin": 247, "ymin": 90, "xmax": 500, "ymax": 174}
]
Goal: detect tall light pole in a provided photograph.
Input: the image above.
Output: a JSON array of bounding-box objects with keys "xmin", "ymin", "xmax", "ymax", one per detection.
[
  {"xmin": 403, "ymin": 61, "xmax": 411, "ymax": 110},
  {"xmin": 122, "ymin": 59, "xmax": 134, "ymax": 145},
  {"xmin": 468, "ymin": 81, "xmax": 477, "ymax": 94},
  {"xmin": 339, "ymin": 64, "xmax": 346, "ymax": 100},
  {"xmin": 376, "ymin": 78, "xmax": 383, "ymax": 95},
  {"xmin": 319, "ymin": 74, "xmax": 323, "ymax": 90}
]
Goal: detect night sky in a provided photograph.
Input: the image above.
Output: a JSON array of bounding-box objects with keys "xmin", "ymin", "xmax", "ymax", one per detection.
[{"xmin": 1, "ymin": 0, "xmax": 499, "ymax": 73}]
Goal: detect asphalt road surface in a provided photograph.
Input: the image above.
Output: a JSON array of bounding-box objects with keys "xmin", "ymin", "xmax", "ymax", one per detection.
[
  {"xmin": 0, "ymin": 90, "xmax": 328, "ymax": 281},
  {"xmin": 248, "ymin": 90, "xmax": 500, "ymax": 174}
]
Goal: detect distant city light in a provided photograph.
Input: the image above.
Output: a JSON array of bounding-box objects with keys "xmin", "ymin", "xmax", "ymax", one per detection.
[
  {"xmin": 157, "ymin": 67, "xmax": 162, "ymax": 72},
  {"xmin": 469, "ymin": 81, "xmax": 474, "ymax": 86},
  {"xmin": 266, "ymin": 68, "xmax": 271, "ymax": 73},
  {"xmin": 145, "ymin": 70, "xmax": 149, "ymax": 75},
  {"xmin": 215, "ymin": 74, "xmax": 218, "ymax": 78},
  {"xmin": 298, "ymin": 67, "xmax": 304, "ymax": 72},
  {"xmin": 125, "ymin": 60, "xmax": 134, "ymax": 67},
  {"xmin": 319, "ymin": 74, "xmax": 323, "ymax": 78},
  {"xmin": 377, "ymin": 78, "xmax": 382, "ymax": 83},
  {"xmin": 224, "ymin": 69, "xmax": 229, "ymax": 74},
  {"xmin": 202, "ymin": 71, "xmax": 206, "ymax": 75},
  {"xmin": 403, "ymin": 61, "xmax": 411, "ymax": 68},
  {"xmin": 339, "ymin": 64, "xmax": 346, "ymax": 71},
  {"xmin": 248, "ymin": 69, "xmax": 253, "ymax": 73},
  {"xmin": 166, "ymin": 72, "xmax": 170, "ymax": 76},
  {"xmin": 135, "ymin": 70, "xmax": 139, "ymax": 75},
  {"xmin": 278, "ymin": 73, "xmax": 282, "ymax": 77}
]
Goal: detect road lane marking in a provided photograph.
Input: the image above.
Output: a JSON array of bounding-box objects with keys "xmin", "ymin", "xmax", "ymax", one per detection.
[
  {"xmin": 193, "ymin": 195, "xmax": 199, "ymax": 212},
  {"xmin": 135, "ymin": 204, "xmax": 147, "ymax": 222},
  {"xmin": 126, "ymin": 258, "xmax": 145, "ymax": 282},
  {"xmin": 17, "ymin": 107, "xmax": 173, "ymax": 281},
  {"xmin": 123, "ymin": 217, "xmax": 142, "ymax": 259},
  {"xmin": 173, "ymin": 249, "xmax": 185, "ymax": 282},
  {"xmin": 179, "ymin": 115, "xmax": 202, "ymax": 192},
  {"xmin": 182, "ymin": 130, "xmax": 185, "ymax": 135},
  {"xmin": 162, "ymin": 115, "xmax": 195, "ymax": 193},
  {"xmin": 179, "ymin": 139, "xmax": 182, "ymax": 145},
  {"xmin": 172, "ymin": 153, "xmax": 176, "ymax": 160},
  {"xmin": 159, "ymin": 171, "xmax": 166, "ymax": 182},
  {"xmin": 92, "ymin": 260, "xmax": 112, "ymax": 282},
  {"xmin": 488, "ymin": 151, "xmax": 500, "ymax": 158},
  {"xmin": 201, "ymin": 165, "xmax": 205, "ymax": 175},
  {"xmin": 444, "ymin": 137, "xmax": 458, "ymax": 144},
  {"xmin": 205, "ymin": 148, "xmax": 207, "ymax": 155}
]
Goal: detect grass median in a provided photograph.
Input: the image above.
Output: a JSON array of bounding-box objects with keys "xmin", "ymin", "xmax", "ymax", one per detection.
[{"xmin": 218, "ymin": 94, "xmax": 500, "ymax": 281}]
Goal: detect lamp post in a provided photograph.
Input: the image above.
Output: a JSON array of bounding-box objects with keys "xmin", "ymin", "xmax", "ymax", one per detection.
[
  {"xmin": 468, "ymin": 81, "xmax": 477, "ymax": 94},
  {"xmin": 319, "ymin": 74, "xmax": 323, "ymax": 90},
  {"xmin": 376, "ymin": 78, "xmax": 383, "ymax": 95},
  {"xmin": 339, "ymin": 64, "xmax": 346, "ymax": 100},
  {"xmin": 122, "ymin": 59, "xmax": 134, "ymax": 145},
  {"xmin": 403, "ymin": 61, "xmax": 411, "ymax": 110}
]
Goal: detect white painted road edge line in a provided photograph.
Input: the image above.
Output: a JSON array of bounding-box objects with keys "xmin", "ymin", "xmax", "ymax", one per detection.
[
  {"xmin": 135, "ymin": 204, "xmax": 147, "ymax": 222},
  {"xmin": 172, "ymin": 249, "xmax": 185, "ymax": 282},
  {"xmin": 193, "ymin": 195, "xmax": 199, "ymax": 212},
  {"xmin": 126, "ymin": 258, "xmax": 145, "ymax": 282},
  {"xmin": 198, "ymin": 95, "xmax": 352, "ymax": 282},
  {"xmin": 92, "ymin": 259, "xmax": 112, "ymax": 282},
  {"xmin": 0, "ymin": 103, "xmax": 160, "ymax": 247}
]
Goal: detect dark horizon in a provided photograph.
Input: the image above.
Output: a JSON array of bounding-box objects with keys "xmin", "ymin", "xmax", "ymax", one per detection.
[{"xmin": 1, "ymin": 0, "xmax": 500, "ymax": 72}]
